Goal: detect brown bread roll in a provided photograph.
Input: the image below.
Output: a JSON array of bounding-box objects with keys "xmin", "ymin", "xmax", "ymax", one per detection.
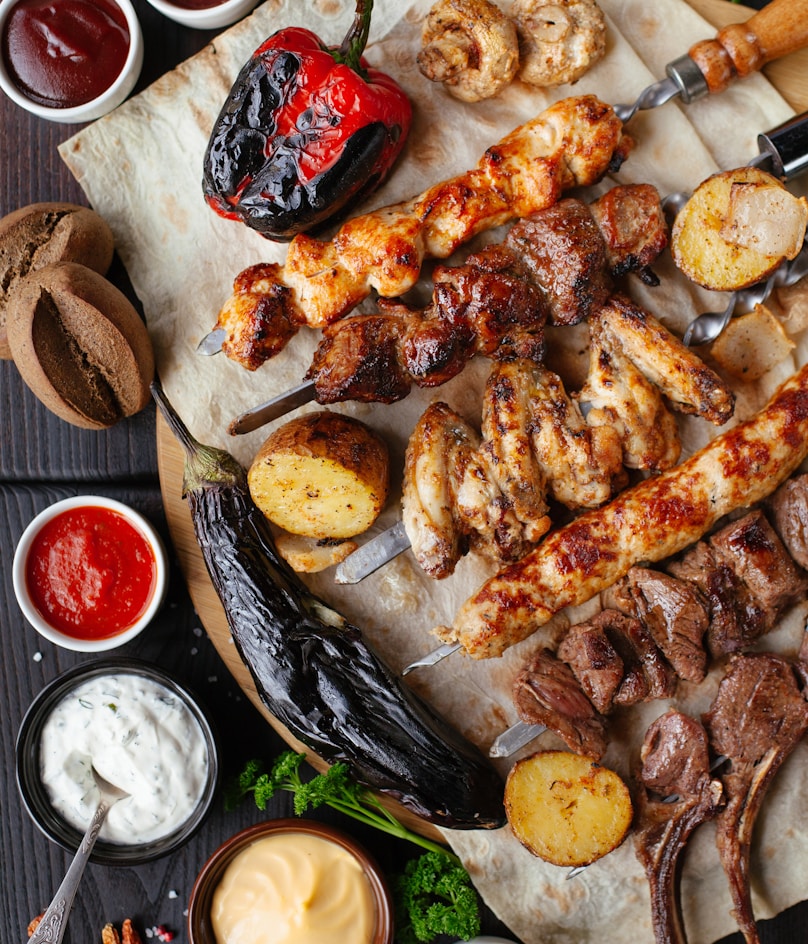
[
  {"xmin": 6, "ymin": 262, "xmax": 154, "ymax": 429},
  {"xmin": 0, "ymin": 202, "xmax": 115, "ymax": 359}
]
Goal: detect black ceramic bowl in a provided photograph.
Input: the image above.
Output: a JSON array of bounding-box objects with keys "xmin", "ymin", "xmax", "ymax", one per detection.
[{"xmin": 16, "ymin": 658, "xmax": 220, "ymax": 866}]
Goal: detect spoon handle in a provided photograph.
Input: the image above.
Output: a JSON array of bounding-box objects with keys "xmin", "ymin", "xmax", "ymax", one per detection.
[{"xmin": 28, "ymin": 799, "xmax": 115, "ymax": 944}]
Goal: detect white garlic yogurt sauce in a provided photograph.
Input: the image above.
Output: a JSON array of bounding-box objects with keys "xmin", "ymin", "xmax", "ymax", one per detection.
[{"xmin": 39, "ymin": 671, "xmax": 209, "ymax": 844}]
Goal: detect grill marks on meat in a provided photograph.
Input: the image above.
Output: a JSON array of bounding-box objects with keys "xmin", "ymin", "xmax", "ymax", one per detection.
[
  {"xmin": 704, "ymin": 653, "xmax": 808, "ymax": 944},
  {"xmin": 557, "ymin": 609, "xmax": 676, "ymax": 713},
  {"xmin": 402, "ymin": 402, "xmax": 535, "ymax": 578},
  {"xmin": 214, "ymin": 95, "xmax": 631, "ymax": 369},
  {"xmin": 439, "ymin": 360, "xmax": 808, "ymax": 658},
  {"xmin": 401, "ymin": 300, "xmax": 733, "ymax": 580},
  {"xmin": 634, "ymin": 710, "xmax": 724, "ymax": 944},
  {"xmin": 602, "ymin": 567, "xmax": 709, "ymax": 683},
  {"xmin": 307, "ymin": 185, "xmax": 671, "ymax": 406},
  {"xmin": 505, "ymin": 198, "xmax": 612, "ymax": 326},
  {"xmin": 512, "ymin": 648, "xmax": 608, "ymax": 759},
  {"xmin": 307, "ymin": 242, "xmax": 549, "ymax": 403},
  {"xmin": 668, "ymin": 510, "xmax": 808, "ymax": 658}
]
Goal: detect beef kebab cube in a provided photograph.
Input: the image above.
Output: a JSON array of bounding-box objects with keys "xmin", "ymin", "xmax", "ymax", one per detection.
[
  {"xmin": 703, "ymin": 653, "xmax": 808, "ymax": 944},
  {"xmin": 668, "ymin": 510, "xmax": 808, "ymax": 658},
  {"xmin": 512, "ymin": 648, "xmax": 608, "ymax": 760},
  {"xmin": 557, "ymin": 609, "xmax": 676, "ymax": 714},
  {"xmin": 588, "ymin": 182, "xmax": 669, "ymax": 284},
  {"xmin": 767, "ymin": 472, "xmax": 808, "ymax": 571},
  {"xmin": 602, "ymin": 566, "xmax": 710, "ymax": 683},
  {"xmin": 634, "ymin": 710, "xmax": 724, "ymax": 944},
  {"xmin": 505, "ymin": 198, "xmax": 613, "ymax": 326}
]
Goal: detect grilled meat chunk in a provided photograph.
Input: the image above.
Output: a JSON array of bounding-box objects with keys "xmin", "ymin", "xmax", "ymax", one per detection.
[
  {"xmin": 557, "ymin": 612, "xmax": 624, "ymax": 714},
  {"xmin": 669, "ymin": 510, "xmax": 808, "ymax": 657},
  {"xmin": 634, "ymin": 710, "xmax": 724, "ymax": 944},
  {"xmin": 506, "ymin": 197, "xmax": 612, "ymax": 325},
  {"xmin": 437, "ymin": 360, "xmax": 808, "ymax": 659},
  {"xmin": 214, "ymin": 95, "xmax": 631, "ymax": 367},
  {"xmin": 595, "ymin": 295, "xmax": 734, "ymax": 426},
  {"xmin": 579, "ymin": 312, "xmax": 681, "ymax": 471},
  {"xmin": 704, "ymin": 653, "xmax": 808, "ymax": 944},
  {"xmin": 557, "ymin": 608, "xmax": 675, "ymax": 712},
  {"xmin": 512, "ymin": 647, "xmax": 608, "ymax": 759},
  {"xmin": 602, "ymin": 567, "xmax": 709, "ymax": 683},
  {"xmin": 402, "ymin": 402, "xmax": 537, "ymax": 578},
  {"xmin": 767, "ymin": 472, "xmax": 808, "ymax": 570},
  {"xmin": 588, "ymin": 182, "xmax": 668, "ymax": 282}
]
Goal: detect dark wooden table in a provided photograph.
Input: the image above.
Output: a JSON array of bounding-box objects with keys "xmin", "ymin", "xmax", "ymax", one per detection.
[{"xmin": 1, "ymin": 1, "xmax": 807, "ymax": 943}]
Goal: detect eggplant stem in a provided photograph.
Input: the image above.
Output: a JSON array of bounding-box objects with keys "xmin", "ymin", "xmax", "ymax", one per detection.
[{"xmin": 150, "ymin": 378, "xmax": 245, "ymax": 495}]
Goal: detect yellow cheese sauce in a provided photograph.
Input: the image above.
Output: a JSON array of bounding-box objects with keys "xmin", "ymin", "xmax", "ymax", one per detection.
[{"xmin": 210, "ymin": 831, "xmax": 376, "ymax": 944}]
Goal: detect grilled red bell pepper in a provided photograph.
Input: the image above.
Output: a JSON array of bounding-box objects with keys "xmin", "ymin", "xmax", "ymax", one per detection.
[{"xmin": 202, "ymin": 0, "xmax": 412, "ymax": 241}]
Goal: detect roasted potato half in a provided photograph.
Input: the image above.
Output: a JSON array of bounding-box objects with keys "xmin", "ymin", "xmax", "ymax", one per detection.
[
  {"xmin": 248, "ymin": 411, "xmax": 390, "ymax": 540},
  {"xmin": 671, "ymin": 166, "xmax": 808, "ymax": 292},
  {"xmin": 504, "ymin": 750, "xmax": 633, "ymax": 867}
]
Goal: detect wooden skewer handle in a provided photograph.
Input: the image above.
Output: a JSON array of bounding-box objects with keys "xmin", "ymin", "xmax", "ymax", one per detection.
[{"xmin": 688, "ymin": 0, "xmax": 808, "ymax": 93}]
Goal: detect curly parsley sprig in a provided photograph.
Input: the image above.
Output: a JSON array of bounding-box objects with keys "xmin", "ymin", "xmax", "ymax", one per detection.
[{"xmin": 225, "ymin": 751, "xmax": 482, "ymax": 942}]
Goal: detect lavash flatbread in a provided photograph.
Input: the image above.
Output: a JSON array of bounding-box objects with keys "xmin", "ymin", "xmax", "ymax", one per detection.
[{"xmin": 59, "ymin": 2, "xmax": 808, "ymax": 941}]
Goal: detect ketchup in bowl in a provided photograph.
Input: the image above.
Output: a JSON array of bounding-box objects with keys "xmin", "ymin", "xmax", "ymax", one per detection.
[
  {"xmin": 26, "ymin": 505, "xmax": 156, "ymax": 639},
  {"xmin": 13, "ymin": 497, "xmax": 168, "ymax": 651},
  {"xmin": 1, "ymin": 0, "xmax": 130, "ymax": 108}
]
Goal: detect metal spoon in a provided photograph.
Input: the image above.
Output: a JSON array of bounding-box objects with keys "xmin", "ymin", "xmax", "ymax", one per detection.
[{"xmin": 29, "ymin": 768, "xmax": 129, "ymax": 944}]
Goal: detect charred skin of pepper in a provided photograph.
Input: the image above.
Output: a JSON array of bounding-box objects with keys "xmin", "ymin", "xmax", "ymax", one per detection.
[
  {"xmin": 152, "ymin": 381, "xmax": 505, "ymax": 829},
  {"xmin": 202, "ymin": 18, "xmax": 412, "ymax": 241}
]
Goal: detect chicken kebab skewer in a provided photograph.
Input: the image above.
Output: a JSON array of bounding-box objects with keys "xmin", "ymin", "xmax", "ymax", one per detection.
[
  {"xmin": 226, "ymin": 182, "xmax": 667, "ymax": 433},
  {"xmin": 201, "ymin": 95, "xmax": 631, "ymax": 368},
  {"xmin": 399, "ymin": 355, "xmax": 808, "ymax": 674}
]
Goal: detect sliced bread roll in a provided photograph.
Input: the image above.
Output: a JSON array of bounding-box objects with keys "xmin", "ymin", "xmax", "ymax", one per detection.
[
  {"xmin": 0, "ymin": 202, "xmax": 115, "ymax": 359},
  {"xmin": 6, "ymin": 262, "xmax": 154, "ymax": 429}
]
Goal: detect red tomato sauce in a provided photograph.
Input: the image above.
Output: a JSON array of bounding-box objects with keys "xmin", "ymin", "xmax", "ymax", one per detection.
[
  {"xmin": 25, "ymin": 506, "xmax": 157, "ymax": 641},
  {"xmin": 1, "ymin": 0, "xmax": 130, "ymax": 108},
  {"xmin": 167, "ymin": 0, "xmax": 227, "ymax": 10}
]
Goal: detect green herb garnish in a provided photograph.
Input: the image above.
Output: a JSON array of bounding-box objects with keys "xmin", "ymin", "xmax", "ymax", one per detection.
[{"xmin": 227, "ymin": 752, "xmax": 482, "ymax": 943}]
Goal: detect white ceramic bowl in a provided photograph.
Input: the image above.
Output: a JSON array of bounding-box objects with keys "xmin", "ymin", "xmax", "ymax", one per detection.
[
  {"xmin": 0, "ymin": 0, "xmax": 143, "ymax": 123},
  {"xmin": 142, "ymin": 0, "xmax": 259, "ymax": 30},
  {"xmin": 12, "ymin": 495, "xmax": 168, "ymax": 652}
]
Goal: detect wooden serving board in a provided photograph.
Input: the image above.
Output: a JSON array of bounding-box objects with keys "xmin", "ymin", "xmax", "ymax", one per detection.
[{"xmin": 156, "ymin": 0, "xmax": 808, "ymax": 844}]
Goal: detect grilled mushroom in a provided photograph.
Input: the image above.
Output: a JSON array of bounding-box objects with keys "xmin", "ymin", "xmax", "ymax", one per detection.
[
  {"xmin": 417, "ymin": 0, "xmax": 520, "ymax": 102},
  {"xmin": 512, "ymin": 0, "xmax": 607, "ymax": 87}
]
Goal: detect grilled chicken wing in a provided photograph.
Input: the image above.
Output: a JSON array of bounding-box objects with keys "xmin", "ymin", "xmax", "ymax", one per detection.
[
  {"xmin": 597, "ymin": 295, "xmax": 735, "ymax": 425},
  {"xmin": 213, "ymin": 95, "xmax": 631, "ymax": 368},
  {"xmin": 498, "ymin": 360, "xmax": 626, "ymax": 508},
  {"xmin": 402, "ymin": 402, "xmax": 533, "ymax": 578},
  {"xmin": 436, "ymin": 359, "xmax": 808, "ymax": 657},
  {"xmin": 579, "ymin": 313, "xmax": 681, "ymax": 471}
]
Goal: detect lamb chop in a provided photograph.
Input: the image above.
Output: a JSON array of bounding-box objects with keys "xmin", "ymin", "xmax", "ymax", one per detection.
[
  {"xmin": 511, "ymin": 647, "xmax": 608, "ymax": 759},
  {"xmin": 703, "ymin": 653, "xmax": 808, "ymax": 944},
  {"xmin": 669, "ymin": 510, "xmax": 808, "ymax": 657},
  {"xmin": 601, "ymin": 566, "xmax": 710, "ymax": 683},
  {"xmin": 634, "ymin": 710, "xmax": 724, "ymax": 944}
]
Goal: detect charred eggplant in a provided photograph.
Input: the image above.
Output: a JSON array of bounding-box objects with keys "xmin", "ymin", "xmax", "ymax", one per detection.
[{"xmin": 152, "ymin": 381, "xmax": 505, "ymax": 829}]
